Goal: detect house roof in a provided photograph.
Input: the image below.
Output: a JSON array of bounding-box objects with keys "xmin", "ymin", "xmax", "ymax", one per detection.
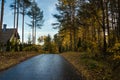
[{"xmin": 0, "ymin": 28, "xmax": 19, "ymax": 45}]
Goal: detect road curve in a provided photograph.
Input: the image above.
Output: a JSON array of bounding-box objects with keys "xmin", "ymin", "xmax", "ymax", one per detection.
[{"xmin": 0, "ymin": 54, "xmax": 81, "ymax": 80}]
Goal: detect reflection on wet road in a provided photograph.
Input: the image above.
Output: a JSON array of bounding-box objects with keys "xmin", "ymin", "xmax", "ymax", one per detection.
[{"xmin": 0, "ymin": 54, "xmax": 81, "ymax": 80}]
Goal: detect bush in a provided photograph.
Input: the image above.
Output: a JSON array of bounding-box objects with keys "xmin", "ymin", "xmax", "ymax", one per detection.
[
  {"xmin": 80, "ymin": 41, "xmax": 100, "ymax": 58},
  {"xmin": 23, "ymin": 45, "xmax": 38, "ymax": 52},
  {"xmin": 107, "ymin": 43, "xmax": 120, "ymax": 54},
  {"xmin": 107, "ymin": 43, "xmax": 120, "ymax": 74},
  {"xmin": 19, "ymin": 44, "xmax": 23, "ymax": 51},
  {"xmin": 6, "ymin": 41, "xmax": 11, "ymax": 51}
]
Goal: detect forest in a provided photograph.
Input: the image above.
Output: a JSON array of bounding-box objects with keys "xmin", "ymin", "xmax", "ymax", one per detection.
[
  {"xmin": 0, "ymin": 0, "xmax": 120, "ymax": 80},
  {"xmin": 52, "ymin": 0, "xmax": 120, "ymax": 79},
  {"xmin": 52, "ymin": 0, "xmax": 120, "ymax": 53}
]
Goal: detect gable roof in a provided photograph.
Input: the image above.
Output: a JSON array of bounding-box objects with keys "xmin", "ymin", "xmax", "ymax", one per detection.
[{"xmin": 0, "ymin": 28, "xmax": 18, "ymax": 44}]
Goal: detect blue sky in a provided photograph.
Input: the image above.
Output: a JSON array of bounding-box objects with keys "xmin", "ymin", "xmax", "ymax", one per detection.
[{"xmin": 2, "ymin": 0, "xmax": 58, "ymax": 43}]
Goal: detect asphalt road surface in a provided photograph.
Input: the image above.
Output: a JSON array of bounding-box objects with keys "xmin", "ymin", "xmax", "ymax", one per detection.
[{"xmin": 0, "ymin": 54, "xmax": 81, "ymax": 80}]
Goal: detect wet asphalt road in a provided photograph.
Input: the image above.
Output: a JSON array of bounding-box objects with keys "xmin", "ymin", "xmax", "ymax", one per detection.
[{"xmin": 0, "ymin": 54, "xmax": 81, "ymax": 80}]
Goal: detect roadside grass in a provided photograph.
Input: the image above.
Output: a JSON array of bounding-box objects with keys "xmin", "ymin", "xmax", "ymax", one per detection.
[
  {"xmin": 0, "ymin": 52, "xmax": 40, "ymax": 71},
  {"xmin": 61, "ymin": 52, "xmax": 115, "ymax": 80}
]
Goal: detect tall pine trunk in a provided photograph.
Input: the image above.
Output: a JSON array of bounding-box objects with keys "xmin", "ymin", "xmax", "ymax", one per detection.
[
  {"xmin": 13, "ymin": 0, "xmax": 16, "ymax": 29},
  {"xmin": 16, "ymin": 0, "xmax": 20, "ymax": 42},
  {"xmin": 32, "ymin": 16, "xmax": 35, "ymax": 44},
  {"xmin": 106, "ymin": 1, "xmax": 110, "ymax": 47},
  {"xmin": 0, "ymin": 0, "xmax": 4, "ymax": 30},
  {"xmin": 101, "ymin": 0, "xmax": 107, "ymax": 53},
  {"xmin": 22, "ymin": 2, "xmax": 25, "ymax": 44},
  {"xmin": 35, "ymin": 21, "xmax": 36, "ymax": 44},
  {"xmin": 118, "ymin": 0, "xmax": 120, "ymax": 41},
  {"xmin": 69, "ymin": 28, "xmax": 73, "ymax": 51}
]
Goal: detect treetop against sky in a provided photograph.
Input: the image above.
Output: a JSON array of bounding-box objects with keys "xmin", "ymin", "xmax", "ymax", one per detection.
[{"xmin": 2, "ymin": 0, "xmax": 58, "ymax": 43}]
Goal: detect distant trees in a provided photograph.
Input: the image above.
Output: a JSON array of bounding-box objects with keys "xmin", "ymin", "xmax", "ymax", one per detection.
[
  {"xmin": 39, "ymin": 34, "xmax": 61, "ymax": 53},
  {"xmin": 43, "ymin": 34, "xmax": 52, "ymax": 52},
  {"xmin": 27, "ymin": 33, "xmax": 32, "ymax": 44},
  {"xmin": 38, "ymin": 36, "xmax": 44, "ymax": 43},
  {"xmin": 27, "ymin": 1, "xmax": 43, "ymax": 44}
]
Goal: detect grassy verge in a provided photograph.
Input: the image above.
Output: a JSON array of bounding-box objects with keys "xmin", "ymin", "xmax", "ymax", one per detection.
[
  {"xmin": 61, "ymin": 52, "xmax": 117, "ymax": 80},
  {"xmin": 0, "ymin": 52, "xmax": 40, "ymax": 71}
]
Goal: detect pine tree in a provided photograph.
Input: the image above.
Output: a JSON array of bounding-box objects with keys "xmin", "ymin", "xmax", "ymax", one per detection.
[
  {"xmin": 27, "ymin": 1, "xmax": 43, "ymax": 44},
  {"xmin": 19, "ymin": 0, "xmax": 32, "ymax": 44},
  {"xmin": 53, "ymin": 0, "xmax": 79, "ymax": 51}
]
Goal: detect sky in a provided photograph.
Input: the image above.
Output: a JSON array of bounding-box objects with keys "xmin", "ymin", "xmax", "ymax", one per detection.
[{"xmin": 2, "ymin": 0, "xmax": 59, "ymax": 44}]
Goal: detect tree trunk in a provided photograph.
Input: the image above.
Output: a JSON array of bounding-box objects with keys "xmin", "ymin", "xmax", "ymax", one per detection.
[
  {"xmin": 97, "ymin": 26, "xmax": 101, "ymax": 48},
  {"xmin": 73, "ymin": 28, "xmax": 76, "ymax": 51},
  {"xmin": 32, "ymin": 15, "xmax": 35, "ymax": 44},
  {"xmin": 106, "ymin": 1, "xmax": 110, "ymax": 47},
  {"xmin": 22, "ymin": 3, "xmax": 25, "ymax": 44},
  {"xmin": 0, "ymin": 0, "xmax": 4, "ymax": 30},
  {"xmin": 118, "ymin": 0, "xmax": 120, "ymax": 41},
  {"xmin": 101, "ymin": 0, "xmax": 107, "ymax": 53},
  {"xmin": 16, "ymin": 0, "xmax": 20, "ymax": 42},
  {"xmin": 32, "ymin": 20, "xmax": 34, "ymax": 44},
  {"xmin": 14, "ymin": 0, "xmax": 16, "ymax": 29},
  {"xmin": 69, "ymin": 28, "xmax": 73, "ymax": 51},
  {"xmin": 35, "ymin": 21, "xmax": 36, "ymax": 44}
]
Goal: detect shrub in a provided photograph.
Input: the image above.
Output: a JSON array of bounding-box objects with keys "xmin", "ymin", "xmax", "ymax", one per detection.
[
  {"xmin": 23, "ymin": 45, "xmax": 38, "ymax": 52},
  {"xmin": 107, "ymin": 43, "xmax": 120, "ymax": 73},
  {"xmin": 80, "ymin": 41, "xmax": 100, "ymax": 58},
  {"xmin": 19, "ymin": 44, "xmax": 23, "ymax": 51},
  {"xmin": 6, "ymin": 41, "xmax": 11, "ymax": 51},
  {"xmin": 107, "ymin": 43, "xmax": 120, "ymax": 54}
]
